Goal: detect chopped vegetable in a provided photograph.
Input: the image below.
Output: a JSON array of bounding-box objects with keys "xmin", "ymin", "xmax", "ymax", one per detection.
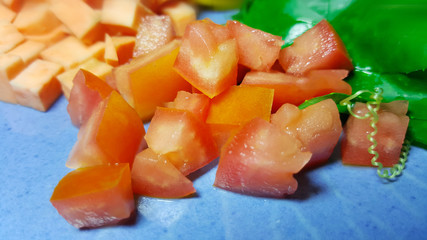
[
  {"xmin": 227, "ymin": 20, "xmax": 284, "ymax": 71},
  {"xmin": 342, "ymin": 100, "xmax": 410, "ymax": 168},
  {"xmin": 173, "ymin": 19, "xmax": 238, "ymax": 98},
  {"xmin": 113, "ymin": 39, "xmax": 192, "ymax": 121},
  {"xmin": 67, "ymin": 69, "xmax": 114, "ymax": 127},
  {"xmin": 66, "ymin": 91, "xmax": 145, "ymax": 169},
  {"xmin": 50, "ymin": 163, "xmax": 135, "ymax": 229},
  {"xmin": 241, "ymin": 69, "xmax": 351, "ymax": 111},
  {"xmin": 131, "ymin": 148, "xmax": 196, "ymax": 198},
  {"xmin": 278, "ymin": 19, "xmax": 353, "ymax": 74},
  {"xmin": 271, "ymin": 99, "xmax": 342, "ymax": 168},
  {"xmin": 234, "ymin": 0, "xmax": 427, "ymax": 147},
  {"xmin": 145, "ymin": 107, "xmax": 218, "ymax": 176},
  {"xmin": 214, "ymin": 117, "xmax": 311, "ymax": 197},
  {"xmin": 10, "ymin": 59, "xmax": 62, "ymax": 112}
]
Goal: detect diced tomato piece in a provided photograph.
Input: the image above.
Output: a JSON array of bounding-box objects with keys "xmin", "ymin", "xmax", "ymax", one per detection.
[
  {"xmin": 165, "ymin": 90, "xmax": 211, "ymax": 122},
  {"xmin": 50, "ymin": 164, "xmax": 135, "ymax": 229},
  {"xmin": 278, "ymin": 19, "xmax": 353, "ymax": 74},
  {"xmin": 67, "ymin": 69, "xmax": 114, "ymax": 128},
  {"xmin": 114, "ymin": 39, "xmax": 192, "ymax": 121},
  {"xmin": 66, "ymin": 91, "xmax": 145, "ymax": 169},
  {"xmin": 131, "ymin": 148, "xmax": 195, "ymax": 198},
  {"xmin": 227, "ymin": 20, "xmax": 284, "ymax": 71},
  {"xmin": 241, "ymin": 69, "xmax": 351, "ymax": 111},
  {"xmin": 214, "ymin": 118, "xmax": 311, "ymax": 197},
  {"xmin": 145, "ymin": 107, "xmax": 218, "ymax": 176},
  {"xmin": 205, "ymin": 85, "xmax": 274, "ymax": 150},
  {"xmin": 271, "ymin": 99, "xmax": 342, "ymax": 168},
  {"xmin": 173, "ymin": 19, "xmax": 238, "ymax": 98},
  {"xmin": 341, "ymin": 101, "xmax": 410, "ymax": 167},
  {"xmin": 206, "ymin": 85, "xmax": 274, "ymax": 125}
]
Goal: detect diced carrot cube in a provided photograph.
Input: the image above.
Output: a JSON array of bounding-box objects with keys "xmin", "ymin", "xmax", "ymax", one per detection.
[
  {"xmin": 104, "ymin": 34, "xmax": 118, "ymax": 66},
  {"xmin": 113, "ymin": 39, "xmax": 192, "ymax": 121},
  {"xmin": 40, "ymin": 36, "xmax": 104, "ymax": 70},
  {"xmin": 0, "ymin": 3, "xmax": 16, "ymax": 22},
  {"xmin": 57, "ymin": 58, "xmax": 113, "ymax": 99},
  {"xmin": 161, "ymin": 1, "xmax": 196, "ymax": 37},
  {"xmin": 133, "ymin": 15, "xmax": 175, "ymax": 58},
  {"xmin": 0, "ymin": 54, "xmax": 24, "ymax": 104},
  {"xmin": 0, "ymin": 19, "xmax": 24, "ymax": 53},
  {"xmin": 25, "ymin": 25, "xmax": 68, "ymax": 46},
  {"xmin": 50, "ymin": 0, "xmax": 104, "ymax": 44},
  {"xmin": 7, "ymin": 40, "xmax": 46, "ymax": 65},
  {"xmin": 10, "ymin": 59, "xmax": 63, "ymax": 111},
  {"xmin": 101, "ymin": 0, "xmax": 154, "ymax": 35},
  {"xmin": 12, "ymin": 0, "xmax": 62, "ymax": 35}
]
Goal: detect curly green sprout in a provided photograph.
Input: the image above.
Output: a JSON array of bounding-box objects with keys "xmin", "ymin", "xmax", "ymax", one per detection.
[{"xmin": 339, "ymin": 88, "xmax": 410, "ymax": 180}]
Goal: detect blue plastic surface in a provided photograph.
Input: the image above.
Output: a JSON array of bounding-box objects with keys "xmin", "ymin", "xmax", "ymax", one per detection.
[{"xmin": 1, "ymin": 10, "xmax": 427, "ymax": 240}]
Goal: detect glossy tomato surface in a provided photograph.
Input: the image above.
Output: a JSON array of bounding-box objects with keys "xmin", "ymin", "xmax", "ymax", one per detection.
[
  {"xmin": 145, "ymin": 107, "xmax": 218, "ymax": 176},
  {"xmin": 131, "ymin": 148, "xmax": 195, "ymax": 198},
  {"xmin": 66, "ymin": 91, "xmax": 145, "ymax": 169},
  {"xmin": 50, "ymin": 164, "xmax": 134, "ymax": 229},
  {"xmin": 214, "ymin": 118, "xmax": 311, "ymax": 197},
  {"xmin": 67, "ymin": 69, "xmax": 114, "ymax": 128},
  {"xmin": 227, "ymin": 20, "xmax": 284, "ymax": 71},
  {"xmin": 278, "ymin": 19, "xmax": 353, "ymax": 74},
  {"xmin": 342, "ymin": 101, "xmax": 410, "ymax": 167},
  {"xmin": 271, "ymin": 99, "xmax": 342, "ymax": 168},
  {"xmin": 173, "ymin": 19, "xmax": 238, "ymax": 98}
]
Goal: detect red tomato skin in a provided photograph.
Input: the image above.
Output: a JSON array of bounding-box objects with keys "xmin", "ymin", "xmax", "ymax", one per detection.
[
  {"xmin": 341, "ymin": 101, "xmax": 409, "ymax": 167},
  {"xmin": 131, "ymin": 148, "xmax": 195, "ymax": 198},
  {"xmin": 145, "ymin": 107, "xmax": 218, "ymax": 176},
  {"xmin": 241, "ymin": 69, "xmax": 351, "ymax": 111},
  {"xmin": 66, "ymin": 91, "xmax": 145, "ymax": 169},
  {"xmin": 67, "ymin": 69, "xmax": 114, "ymax": 128},
  {"xmin": 214, "ymin": 118, "xmax": 311, "ymax": 198},
  {"xmin": 227, "ymin": 20, "xmax": 284, "ymax": 71},
  {"xmin": 50, "ymin": 164, "xmax": 135, "ymax": 229},
  {"xmin": 279, "ymin": 19, "xmax": 353, "ymax": 74},
  {"xmin": 173, "ymin": 19, "xmax": 238, "ymax": 98}
]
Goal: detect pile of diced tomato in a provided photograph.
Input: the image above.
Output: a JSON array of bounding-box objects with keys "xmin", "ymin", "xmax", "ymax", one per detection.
[{"xmin": 49, "ymin": 5, "xmax": 410, "ymax": 229}]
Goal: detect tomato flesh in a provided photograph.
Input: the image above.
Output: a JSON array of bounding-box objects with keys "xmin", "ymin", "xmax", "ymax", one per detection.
[
  {"xmin": 67, "ymin": 69, "xmax": 114, "ymax": 127},
  {"xmin": 66, "ymin": 91, "xmax": 145, "ymax": 169},
  {"xmin": 145, "ymin": 107, "xmax": 218, "ymax": 176},
  {"xmin": 214, "ymin": 118, "xmax": 311, "ymax": 197},
  {"xmin": 165, "ymin": 90, "xmax": 211, "ymax": 122},
  {"xmin": 271, "ymin": 99, "xmax": 342, "ymax": 168},
  {"xmin": 173, "ymin": 19, "xmax": 238, "ymax": 98},
  {"xmin": 131, "ymin": 148, "xmax": 195, "ymax": 198},
  {"xmin": 227, "ymin": 20, "xmax": 284, "ymax": 71},
  {"xmin": 279, "ymin": 19, "xmax": 353, "ymax": 74},
  {"xmin": 50, "ymin": 164, "xmax": 134, "ymax": 229},
  {"xmin": 341, "ymin": 101, "xmax": 409, "ymax": 167}
]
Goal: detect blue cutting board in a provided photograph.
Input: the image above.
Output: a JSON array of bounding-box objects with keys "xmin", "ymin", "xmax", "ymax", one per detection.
[{"xmin": 1, "ymin": 10, "xmax": 426, "ymax": 240}]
